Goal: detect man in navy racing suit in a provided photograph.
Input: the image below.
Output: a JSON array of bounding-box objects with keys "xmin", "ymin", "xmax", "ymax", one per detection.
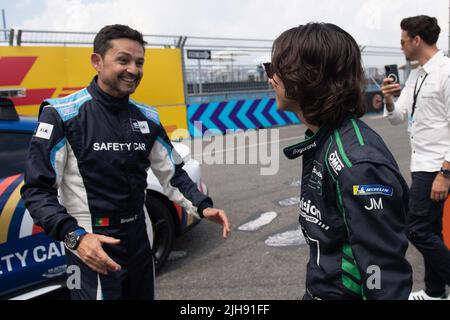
[
  {"xmin": 265, "ymin": 23, "xmax": 412, "ymax": 299},
  {"xmin": 21, "ymin": 24, "xmax": 230, "ymax": 300}
]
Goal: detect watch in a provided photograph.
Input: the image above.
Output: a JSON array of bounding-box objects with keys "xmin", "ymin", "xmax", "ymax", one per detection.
[
  {"xmin": 439, "ymin": 167, "xmax": 450, "ymax": 178},
  {"xmin": 64, "ymin": 228, "xmax": 87, "ymax": 250}
]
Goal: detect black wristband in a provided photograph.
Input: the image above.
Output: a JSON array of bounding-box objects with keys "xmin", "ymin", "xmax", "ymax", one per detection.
[{"xmin": 439, "ymin": 167, "xmax": 450, "ymax": 178}]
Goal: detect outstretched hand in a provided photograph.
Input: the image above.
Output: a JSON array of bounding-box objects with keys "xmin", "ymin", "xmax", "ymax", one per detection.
[
  {"xmin": 76, "ymin": 233, "xmax": 122, "ymax": 275},
  {"xmin": 202, "ymin": 207, "xmax": 231, "ymax": 239}
]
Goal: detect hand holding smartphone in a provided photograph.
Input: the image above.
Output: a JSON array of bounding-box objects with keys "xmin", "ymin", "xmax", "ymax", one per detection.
[{"xmin": 384, "ymin": 64, "xmax": 400, "ymax": 97}]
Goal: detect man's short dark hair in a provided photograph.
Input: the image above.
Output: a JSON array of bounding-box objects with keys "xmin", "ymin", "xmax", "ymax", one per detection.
[
  {"xmin": 271, "ymin": 23, "xmax": 366, "ymax": 129},
  {"xmin": 400, "ymin": 15, "xmax": 440, "ymax": 46},
  {"xmin": 93, "ymin": 24, "xmax": 147, "ymax": 56}
]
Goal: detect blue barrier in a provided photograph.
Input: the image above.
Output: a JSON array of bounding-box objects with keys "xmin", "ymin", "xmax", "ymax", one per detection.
[{"xmin": 187, "ymin": 98, "xmax": 300, "ymax": 137}]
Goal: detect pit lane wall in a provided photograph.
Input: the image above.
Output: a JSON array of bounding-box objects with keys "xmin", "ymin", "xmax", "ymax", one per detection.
[{"xmin": 0, "ymin": 46, "xmax": 189, "ymax": 138}]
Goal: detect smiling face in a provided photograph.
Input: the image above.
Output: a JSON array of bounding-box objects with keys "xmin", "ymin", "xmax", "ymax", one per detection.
[{"xmin": 91, "ymin": 38, "xmax": 145, "ymax": 98}]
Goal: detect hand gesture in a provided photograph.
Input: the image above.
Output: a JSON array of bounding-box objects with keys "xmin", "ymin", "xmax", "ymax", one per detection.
[
  {"xmin": 76, "ymin": 233, "xmax": 122, "ymax": 274},
  {"xmin": 202, "ymin": 207, "xmax": 231, "ymax": 239}
]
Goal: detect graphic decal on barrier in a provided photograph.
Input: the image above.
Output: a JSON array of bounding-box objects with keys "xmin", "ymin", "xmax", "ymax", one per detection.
[{"xmin": 187, "ymin": 98, "xmax": 300, "ymax": 137}]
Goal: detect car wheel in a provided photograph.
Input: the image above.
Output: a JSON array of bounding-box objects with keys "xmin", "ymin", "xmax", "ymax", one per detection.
[{"xmin": 145, "ymin": 193, "xmax": 175, "ymax": 273}]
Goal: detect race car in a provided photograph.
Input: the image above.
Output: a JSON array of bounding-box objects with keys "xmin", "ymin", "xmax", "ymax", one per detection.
[{"xmin": 0, "ymin": 92, "xmax": 206, "ymax": 299}]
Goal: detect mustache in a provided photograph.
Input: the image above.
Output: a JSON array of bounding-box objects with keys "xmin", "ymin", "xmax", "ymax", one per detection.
[{"xmin": 120, "ymin": 72, "xmax": 141, "ymax": 80}]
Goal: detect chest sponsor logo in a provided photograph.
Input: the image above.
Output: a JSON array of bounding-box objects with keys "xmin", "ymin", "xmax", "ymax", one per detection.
[
  {"xmin": 92, "ymin": 142, "xmax": 146, "ymax": 151},
  {"xmin": 130, "ymin": 119, "xmax": 150, "ymax": 134},
  {"xmin": 328, "ymin": 150, "xmax": 343, "ymax": 174},
  {"xmin": 299, "ymin": 197, "xmax": 330, "ymax": 231},
  {"xmin": 353, "ymin": 185, "xmax": 393, "ymax": 196},
  {"xmin": 312, "ymin": 165, "xmax": 323, "ymax": 180},
  {"xmin": 35, "ymin": 122, "xmax": 54, "ymax": 140},
  {"xmin": 308, "ymin": 161, "xmax": 323, "ymax": 196},
  {"xmin": 130, "ymin": 119, "xmax": 141, "ymax": 132},
  {"xmin": 138, "ymin": 121, "xmax": 150, "ymax": 134}
]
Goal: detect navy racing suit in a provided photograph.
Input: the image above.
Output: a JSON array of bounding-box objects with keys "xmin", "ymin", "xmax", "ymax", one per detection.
[
  {"xmin": 21, "ymin": 77, "xmax": 212, "ymax": 299},
  {"xmin": 284, "ymin": 116, "xmax": 412, "ymax": 300}
]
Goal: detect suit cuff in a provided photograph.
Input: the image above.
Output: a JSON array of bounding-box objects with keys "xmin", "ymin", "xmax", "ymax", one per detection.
[{"xmin": 197, "ymin": 198, "xmax": 213, "ymax": 218}]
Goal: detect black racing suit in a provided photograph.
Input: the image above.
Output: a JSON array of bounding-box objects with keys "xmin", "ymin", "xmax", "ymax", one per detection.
[
  {"xmin": 21, "ymin": 77, "xmax": 212, "ymax": 299},
  {"xmin": 284, "ymin": 116, "xmax": 412, "ymax": 300}
]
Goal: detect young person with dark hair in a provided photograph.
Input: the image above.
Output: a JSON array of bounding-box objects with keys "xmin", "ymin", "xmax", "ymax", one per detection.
[
  {"xmin": 381, "ymin": 15, "xmax": 450, "ymax": 300},
  {"xmin": 21, "ymin": 24, "xmax": 230, "ymax": 300},
  {"xmin": 265, "ymin": 22, "xmax": 412, "ymax": 300}
]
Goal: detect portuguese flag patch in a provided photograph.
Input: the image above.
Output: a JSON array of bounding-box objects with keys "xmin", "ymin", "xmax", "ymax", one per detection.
[{"xmin": 95, "ymin": 217, "xmax": 110, "ymax": 227}]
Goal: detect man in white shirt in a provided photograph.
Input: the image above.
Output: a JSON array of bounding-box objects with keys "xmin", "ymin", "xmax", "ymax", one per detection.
[{"xmin": 381, "ymin": 15, "xmax": 450, "ymax": 300}]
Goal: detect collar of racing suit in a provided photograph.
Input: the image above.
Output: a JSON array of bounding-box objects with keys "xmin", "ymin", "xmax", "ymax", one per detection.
[
  {"xmin": 283, "ymin": 124, "xmax": 331, "ymax": 160},
  {"xmin": 87, "ymin": 76, "xmax": 131, "ymax": 113},
  {"xmin": 283, "ymin": 114, "xmax": 357, "ymax": 160}
]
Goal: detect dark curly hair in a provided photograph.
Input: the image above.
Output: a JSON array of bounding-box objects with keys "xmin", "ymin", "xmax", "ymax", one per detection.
[
  {"xmin": 401, "ymin": 15, "xmax": 440, "ymax": 46},
  {"xmin": 94, "ymin": 24, "xmax": 147, "ymax": 57},
  {"xmin": 271, "ymin": 23, "xmax": 366, "ymax": 129}
]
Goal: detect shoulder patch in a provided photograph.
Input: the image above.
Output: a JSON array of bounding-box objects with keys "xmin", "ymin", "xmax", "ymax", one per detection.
[
  {"xmin": 34, "ymin": 122, "xmax": 54, "ymax": 140},
  {"xmin": 130, "ymin": 99, "xmax": 160, "ymax": 125},
  {"xmin": 45, "ymin": 88, "xmax": 91, "ymax": 122}
]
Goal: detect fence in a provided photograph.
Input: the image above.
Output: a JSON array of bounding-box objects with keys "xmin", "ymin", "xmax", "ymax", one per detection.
[
  {"xmin": 1, "ymin": 30, "xmax": 414, "ymax": 136},
  {"xmin": 0, "ymin": 29, "xmax": 14, "ymax": 46},
  {"xmin": 1, "ymin": 30, "xmax": 409, "ymax": 86},
  {"xmin": 181, "ymin": 36, "xmax": 273, "ymax": 102},
  {"xmin": 179, "ymin": 36, "xmax": 410, "ymax": 105},
  {"xmin": 2, "ymin": 29, "xmax": 184, "ymax": 48}
]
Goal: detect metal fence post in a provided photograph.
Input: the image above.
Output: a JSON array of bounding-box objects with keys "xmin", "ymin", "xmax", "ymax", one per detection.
[
  {"xmin": 17, "ymin": 29, "xmax": 22, "ymax": 46},
  {"xmin": 8, "ymin": 29, "xmax": 14, "ymax": 46}
]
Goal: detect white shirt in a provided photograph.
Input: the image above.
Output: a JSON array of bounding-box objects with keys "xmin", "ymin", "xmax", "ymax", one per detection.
[{"xmin": 385, "ymin": 50, "xmax": 450, "ymax": 172}]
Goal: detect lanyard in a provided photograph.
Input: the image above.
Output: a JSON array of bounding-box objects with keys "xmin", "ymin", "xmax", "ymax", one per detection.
[{"xmin": 411, "ymin": 73, "xmax": 428, "ymax": 118}]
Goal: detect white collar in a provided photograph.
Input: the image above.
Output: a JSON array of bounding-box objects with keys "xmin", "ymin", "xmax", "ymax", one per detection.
[{"xmin": 421, "ymin": 50, "xmax": 444, "ymax": 74}]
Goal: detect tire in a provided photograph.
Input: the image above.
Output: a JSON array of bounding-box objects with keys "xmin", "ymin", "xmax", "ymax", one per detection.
[{"xmin": 145, "ymin": 193, "xmax": 175, "ymax": 273}]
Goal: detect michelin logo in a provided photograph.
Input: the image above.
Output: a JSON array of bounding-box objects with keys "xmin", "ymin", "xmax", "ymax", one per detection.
[{"xmin": 353, "ymin": 185, "xmax": 393, "ymax": 196}]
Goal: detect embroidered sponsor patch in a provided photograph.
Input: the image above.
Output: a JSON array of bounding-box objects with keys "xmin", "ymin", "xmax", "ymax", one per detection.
[
  {"xmin": 328, "ymin": 150, "xmax": 344, "ymax": 174},
  {"xmin": 308, "ymin": 161, "xmax": 323, "ymax": 196},
  {"xmin": 353, "ymin": 185, "xmax": 393, "ymax": 196},
  {"xmin": 130, "ymin": 119, "xmax": 141, "ymax": 132},
  {"xmin": 299, "ymin": 197, "xmax": 330, "ymax": 230},
  {"xmin": 138, "ymin": 121, "xmax": 150, "ymax": 134},
  {"xmin": 292, "ymin": 141, "xmax": 316, "ymax": 156},
  {"xmin": 35, "ymin": 122, "xmax": 54, "ymax": 140}
]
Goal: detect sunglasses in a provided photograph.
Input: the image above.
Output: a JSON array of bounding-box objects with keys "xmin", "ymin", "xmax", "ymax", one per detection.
[{"xmin": 263, "ymin": 62, "xmax": 274, "ymax": 79}]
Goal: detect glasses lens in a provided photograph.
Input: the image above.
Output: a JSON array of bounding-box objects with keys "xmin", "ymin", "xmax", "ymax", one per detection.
[{"xmin": 263, "ymin": 62, "xmax": 273, "ymax": 79}]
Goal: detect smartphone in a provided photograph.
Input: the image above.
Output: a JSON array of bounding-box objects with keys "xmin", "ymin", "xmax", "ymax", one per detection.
[{"xmin": 384, "ymin": 64, "xmax": 400, "ymax": 97}]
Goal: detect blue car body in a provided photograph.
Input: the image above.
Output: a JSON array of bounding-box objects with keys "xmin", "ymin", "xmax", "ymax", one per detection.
[{"xmin": 0, "ymin": 117, "xmax": 67, "ymax": 298}]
